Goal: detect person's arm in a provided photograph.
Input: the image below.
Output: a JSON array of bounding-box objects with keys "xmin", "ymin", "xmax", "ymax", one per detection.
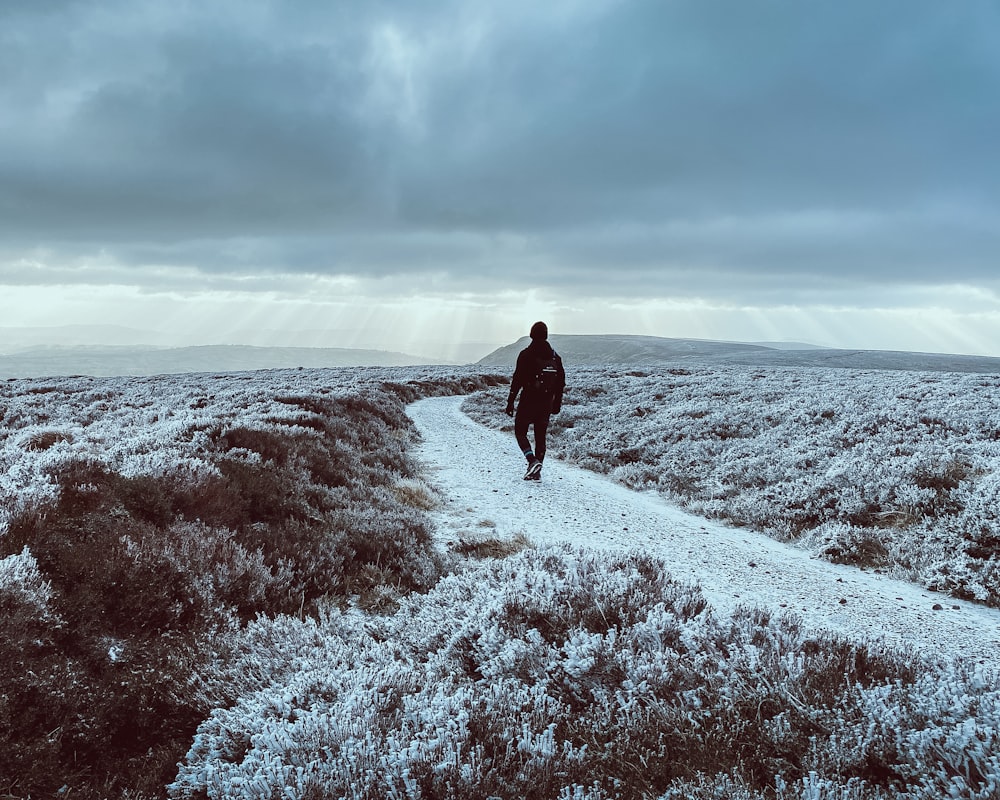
[
  {"xmin": 506, "ymin": 352, "xmax": 527, "ymax": 413},
  {"xmin": 552, "ymin": 355, "xmax": 566, "ymax": 414}
]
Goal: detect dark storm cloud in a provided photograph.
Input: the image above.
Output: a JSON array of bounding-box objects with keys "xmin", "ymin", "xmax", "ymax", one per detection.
[
  {"xmin": 1, "ymin": 0, "xmax": 998, "ymax": 298},
  {"xmin": 1, "ymin": 1, "xmax": 388, "ymax": 238}
]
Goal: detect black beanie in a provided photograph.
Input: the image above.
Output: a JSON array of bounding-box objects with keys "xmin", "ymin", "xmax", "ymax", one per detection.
[{"xmin": 530, "ymin": 321, "xmax": 548, "ymax": 341}]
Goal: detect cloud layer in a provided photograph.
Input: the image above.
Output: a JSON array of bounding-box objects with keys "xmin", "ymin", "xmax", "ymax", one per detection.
[{"xmin": 2, "ymin": 0, "xmax": 999, "ymax": 305}]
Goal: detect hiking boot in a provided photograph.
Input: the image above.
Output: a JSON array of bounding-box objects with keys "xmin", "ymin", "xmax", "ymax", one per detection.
[{"xmin": 524, "ymin": 459, "xmax": 542, "ymax": 480}]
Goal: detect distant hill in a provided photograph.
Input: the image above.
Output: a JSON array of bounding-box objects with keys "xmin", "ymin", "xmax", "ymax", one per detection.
[
  {"xmin": 747, "ymin": 341, "xmax": 830, "ymax": 351},
  {"xmin": 0, "ymin": 345, "xmax": 443, "ymax": 379},
  {"xmin": 477, "ymin": 334, "xmax": 1000, "ymax": 374},
  {"xmin": 0, "ymin": 324, "xmax": 175, "ymax": 352},
  {"xmin": 480, "ymin": 335, "xmax": 780, "ymax": 367}
]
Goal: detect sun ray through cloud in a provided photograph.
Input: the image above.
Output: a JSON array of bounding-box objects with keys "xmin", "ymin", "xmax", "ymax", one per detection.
[{"xmin": 0, "ymin": 0, "xmax": 998, "ymax": 358}]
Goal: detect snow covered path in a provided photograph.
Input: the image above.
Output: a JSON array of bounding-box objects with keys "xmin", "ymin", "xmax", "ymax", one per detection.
[{"xmin": 410, "ymin": 395, "xmax": 1000, "ymax": 668}]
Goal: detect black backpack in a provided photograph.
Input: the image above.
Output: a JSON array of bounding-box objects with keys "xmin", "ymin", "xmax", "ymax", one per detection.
[{"xmin": 534, "ymin": 352, "xmax": 560, "ymax": 394}]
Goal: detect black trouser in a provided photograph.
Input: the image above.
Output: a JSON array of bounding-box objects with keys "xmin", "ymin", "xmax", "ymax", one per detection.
[{"xmin": 514, "ymin": 399, "xmax": 550, "ymax": 462}]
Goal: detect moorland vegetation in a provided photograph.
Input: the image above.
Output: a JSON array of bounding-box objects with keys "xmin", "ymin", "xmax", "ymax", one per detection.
[
  {"xmin": 466, "ymin": 364, "xmax": 1000, "ymax": 607},
  {"xmin": 1, "ymin": 365, "xmax": 998, "ymax": 799},
  {"xmin": 0, "ymin": 367, "xmax": 501, "ymax": 797}
]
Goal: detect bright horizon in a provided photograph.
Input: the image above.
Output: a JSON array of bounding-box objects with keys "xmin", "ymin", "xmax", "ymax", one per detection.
[
  {"xmin": 2, "ymin": 308, "xmax": 998, "ymax": 366},
  {"xmin": 3, "ymin": 1, "xmax": 999, "ymax": 362}
]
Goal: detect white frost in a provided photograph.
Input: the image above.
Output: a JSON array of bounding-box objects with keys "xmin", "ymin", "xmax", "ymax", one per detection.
[{"xmin": 410, "ymin": 395, "xmax": 1000, "ymax": 668}]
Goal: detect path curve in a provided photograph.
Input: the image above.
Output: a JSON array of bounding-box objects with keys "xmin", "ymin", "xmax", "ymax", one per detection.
[{"xmin": 409, "ymin": 395, "xmax": 1000, "ymax": 668}]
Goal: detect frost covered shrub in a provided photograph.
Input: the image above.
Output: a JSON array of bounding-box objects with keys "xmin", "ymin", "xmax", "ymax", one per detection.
[
  {"xmin": 814, "ymin": 524, "xmax": 891, "ymax": 569},
  {"xmin": 0, "ymin": 460, "xmax": 237, "ymax": 796},
  {"xmin": 170, "ymin": 546, "xmax": 1000, "ymax": 800},
  {"xmin": 4, "ymin": 458, "xmax": 218, "ymax": 634},
  {"xmin": 381, "ymin": 373, "xmax": 508, "ymax": 404},
  {"xmin": 464, "ymin": 366, "xmax": 1000, "ymax": 605},
  {"xmin": 23, "ymin": 428, "xmax": 74, "ymax": 450},
  {"xmin": 0, "ymin": 367, "xmax": 498, "ymax": 799},
  {"xmin": 0, "ymin": 548, "xmax": 74, "ymax": 791}
]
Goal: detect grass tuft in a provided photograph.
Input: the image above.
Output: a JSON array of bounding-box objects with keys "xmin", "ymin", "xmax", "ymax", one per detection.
[
  {"xmin": 392, "ymin": 477, "xmax": 439, "ymax": 510},
  {"xmin": 451, "ymin": 531, "xmax": 532, "ymax": 559}
]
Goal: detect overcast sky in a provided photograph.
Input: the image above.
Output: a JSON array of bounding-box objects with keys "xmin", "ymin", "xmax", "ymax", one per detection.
[{"xmin": 2, "ymin": 0, "xmax": 999, "ymax": 360}]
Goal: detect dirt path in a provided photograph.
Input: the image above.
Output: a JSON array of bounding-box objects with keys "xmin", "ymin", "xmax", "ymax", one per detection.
[{"xmin": 410, "ymin": 395, "xmax": 1000, "ymax": 668}]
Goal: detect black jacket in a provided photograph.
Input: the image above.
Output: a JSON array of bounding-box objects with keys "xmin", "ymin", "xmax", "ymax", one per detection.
[{"xmin": 507, "ymin": 339, "xmax": 566, "ymax": 413}]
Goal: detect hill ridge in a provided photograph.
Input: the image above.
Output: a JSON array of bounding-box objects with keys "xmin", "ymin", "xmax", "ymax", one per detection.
[
  {"xmin": 477, "ymin": 333, "xmax": 1000, "ymax": 374},
  {"xmin": 0, "ymin": 343, "xmax": 445, "ymax": 379}
]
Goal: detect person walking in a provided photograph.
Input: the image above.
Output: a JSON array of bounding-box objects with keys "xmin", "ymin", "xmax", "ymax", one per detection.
[{"xmin": 505, "ymin": 321, "xmax": 566, "ymax": 480}]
